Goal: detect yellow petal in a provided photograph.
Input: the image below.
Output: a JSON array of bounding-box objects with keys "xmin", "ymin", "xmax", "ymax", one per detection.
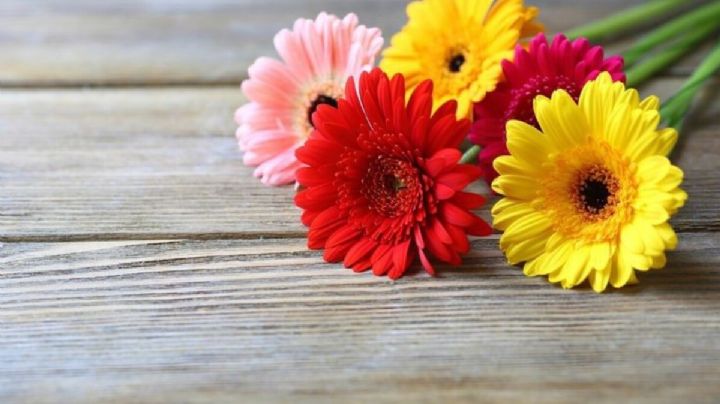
[
  {"xmin": 655, "ymin": 222, "xmax": 678, "ymax": 250},
  {"xmin": 506, "ymin": 236, "xmax": 548, "ymax": 265},
  {"xmin": 636, "ymin": 220, "xmax": 665, "ymax": 255},
  {"xmin": 651, "ymin": 252, "xmax": 667, "ymax": 269},
  {"xmin": 610, "ymin": 247, "xmax": 634, "ymax": 288},
  {"xmin": 589, "ymin": 267, "xmax": 610, "ymax": 293},
  {"xmin": 637, "ymin": 156, "xmax": 671, "ymax": 185},
  {"xmin": 552, "ymin": 246, "xmax": 590, "ymax": 288},
  {"xmin": 524, "ymin": 241, "xmax": 573, "ymax": 276},
  {"xmin": 620, "ymin": 223, "xmax": 645, "ymax": 254},
  {"xmin": 534, "ymin": 91, "xmax": 588, "ymax": 149},
  {"xmin": 656, "ymin": 128, "xmax": 678, "ymax": 156},
  {"xmin": 493, "ymin": 154, "xmax": 534, "ymax": 177},
  {"xmin": 500, "ymin": 212, "xmax": 552, "ymax": 249},
  {"xmin": 589, "ymin": 242, "xmax": 612, "ymax": 271},
  {"xmin": 492, "ymin": 174, "xmax": 539, "ymax": 200},
  {"xmin": 491, "ymin": 198, "xmax": 536, "ymax": 231},
  {"xmin": 639, "ymin": 95, "xmax": 660, "ymax": 111},
  {"xmin": 579, "ymin": 72, "xmax": 624, "ymax": 137},
  {"xmin": 504, "ymin": 120, "xmax": 551, "ymax": 167}
]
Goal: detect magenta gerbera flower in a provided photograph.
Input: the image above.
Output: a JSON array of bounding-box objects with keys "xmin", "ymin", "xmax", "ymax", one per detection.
[
  {"xmin": 468, "ymin": 33, "xmax": 625, "ymax": 185},
  {"xmin": 236, "ymin": 13, "xmax": 383, "ymax": 185}
]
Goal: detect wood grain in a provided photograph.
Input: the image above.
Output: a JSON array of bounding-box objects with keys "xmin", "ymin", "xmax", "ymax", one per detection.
[
  {"xmin": 0, "ymin": 80, "xmax": 717, "ymax": 240},
  {"xmin": 0, "ymin": 0, "xmax": 707, "ymax": 86},
  {"xmin": 1, "ymin": 235, "xmax": 719, "ymax": 403}
]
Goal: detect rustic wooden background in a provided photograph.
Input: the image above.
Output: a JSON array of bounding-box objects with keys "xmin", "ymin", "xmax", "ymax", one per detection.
[{"xmin": 1, "ymin": 1, "xmax": 719, "ymax": 402}]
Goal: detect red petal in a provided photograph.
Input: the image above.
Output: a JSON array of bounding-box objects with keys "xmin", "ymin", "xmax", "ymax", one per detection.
[
  {"xmin": 389, "ymin": 240, "xmax": 412, "ymax": 280},
  {"xmin": 371, "ymin": 245, "xmax": 394, "ymax": 276},
  {"xmin": 410, "ymin": 115, "xmax": 429, "ymax": 151},
  {"xmin": 418, "ymin": 248, "xmax": 435, "ymax": 276},
  {"xmin": 296, "ymin": 165, "xmax": 334, "ymax": 187},
  {"xmin": 324, "ymin": 242, "xmax": 354, "ymax": 263},
  {"xmin": 431, "ymin": 218, "xmax": 453, "ymax": 244},
  {"xmin": 301, "ymin": 209, "xmax": 319, "ymax": 227},
  {"xmin": 437, "ymin": 165, "xmax": 481, "ymax": 191},
  {"xmin": 426, "ymin": 113, "xmax": 457, "ymax": 154},
  {"xmin": 467, "ymin": 216, "xmax": 493, "ymax": 237},
  {"xmin": 445, "ymin": 223, "xmax": 470, "ymax": 254},
  {"xmin": 318, "ymin": 120, "xmax": 357, "ymax": 147},
  {"xmin": 425, "ymin": 230, "xmax": 454, "ymax": 263},
  {"xmin": 326, "ymin": 225, "xmax": 362, "ymax": 249},
  {"xmin": 377, "ymin": 75, "xmax": 393, "ymax": 123},
  {"xmin": 440, "ymin": 202, "xmax": 478, "ymax": 227},
  {"xmin": 425, "ymin": 148, "xmax": 461, "ymax": 177},
  {"xmin": 413, "ymin": 226, "xmax": 425, "ymax": 249},
  {"xmin": 296, "ymin": 139, "xmax": 341, "ymax": 166},
  {"xmin": 324, "ymin": 226, "xmax": 360, "ymax": 263},
  {"xmin": 450, "ymin": 191, "xmax": 486, "ymax": 210},
  {"xmin": 435, "ymin": 183, "xmax": 456, "ymax": 200},
  {"xmin": 344, "ymin": 237, "xmax": 377, "ymax": 268},
  {"xmin": 294, "ymin": 183, "xmax": 336, "ymax": 210},
  {"xmin": 307, "ymin": 206, "xmax": 345, "ymax": 249},
  {"xmin": 351, "ymin": 257, "xmax": 373, "ymax": 273}
]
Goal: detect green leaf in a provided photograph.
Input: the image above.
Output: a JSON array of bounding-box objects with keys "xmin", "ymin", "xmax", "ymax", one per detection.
[
  {"xmin": 460, "ymin": 145, "xmax": 481, "ymax": 165},
  {"xmin": 625, "ymin": 24, "xmax": 719, "ymax": 88},
  {"xmin": 622, "ymin": 1, "xmax": 720, "ymax": 66},
  {"xmin": 660, "ymin": 39, "xmax": 720, "ymax": 130},
  {"xmin": 565, "ymin": 0, "xmax": 689, "ymax": 43}
]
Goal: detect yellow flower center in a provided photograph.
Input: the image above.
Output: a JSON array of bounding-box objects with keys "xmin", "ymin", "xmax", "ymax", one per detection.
[{"xmin": 539, "ymin": 140, "xmax": 637, "ymax": 243}]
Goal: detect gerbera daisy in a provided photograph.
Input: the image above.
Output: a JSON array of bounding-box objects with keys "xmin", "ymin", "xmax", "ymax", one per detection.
[
  {"xmin": 295, "ymin": 68, "xmax": 492, "ymax": 279},
  {"xmin": 469, "ymin": 33, "xmax": 625, "ymax": 185},
  {"xmin": 236, "ymin": 13, "xmax": 383, "ymax": 185},
  {"xmin": 380, "ymin": 0, "xmax": 543, "ymax": 119},
  {"xmin": 492, "ymin": 72, "xmax": 687, "ymax": 292}
]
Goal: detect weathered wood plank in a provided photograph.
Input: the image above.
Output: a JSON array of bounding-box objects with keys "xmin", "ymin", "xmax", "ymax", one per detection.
[
  {"xmin": 1, "ymin": 235, "xmax": 719, "ymax": 403},
  {"xmin": 0, "ymin": 81, "xmax": 717, "ymax": 239},
  {"xmin": 0, "ymin": 0, "xmax": 705, "ymax": 86}
]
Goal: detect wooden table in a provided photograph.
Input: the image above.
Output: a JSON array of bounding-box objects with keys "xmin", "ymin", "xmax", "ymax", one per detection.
[{"xmin": 1, "ymin": 1, "xmax": 719, "ymax": 402}]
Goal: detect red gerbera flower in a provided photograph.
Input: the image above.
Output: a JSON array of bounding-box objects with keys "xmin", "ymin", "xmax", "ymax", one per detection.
[
  {"xmin": 468, "ymin": 33, "xmax": 626, "ymax": 185},
  {"xmin": 295, "ymin": 68, "xmax": 492, "ymax": 279}
]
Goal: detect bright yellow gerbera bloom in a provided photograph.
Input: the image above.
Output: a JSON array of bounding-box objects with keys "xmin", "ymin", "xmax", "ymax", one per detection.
[
  {"xmin": 492, "ymin": 73, "xmax": 687, "ymax": 292},
  {"xmin": 380, "ymin": 0, "xmax": 543, "ymax": 119}
]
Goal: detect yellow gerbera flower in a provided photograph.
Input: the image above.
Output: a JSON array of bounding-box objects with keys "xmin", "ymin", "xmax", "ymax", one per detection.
[
  {"xmin": 380, "ymin": 0, "xmax": 543, "ymax": 119},
  {"xmin": 492, "ymin": 72, "xmax": 687, "ymax": 292}
]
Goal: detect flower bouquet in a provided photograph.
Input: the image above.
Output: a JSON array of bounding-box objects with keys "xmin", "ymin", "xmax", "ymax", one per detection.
[{"xmin": 235, "ymin": 0, "xmax": 720, "ymax": 292}]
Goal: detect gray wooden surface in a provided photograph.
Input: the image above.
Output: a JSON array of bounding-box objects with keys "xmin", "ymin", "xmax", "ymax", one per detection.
[{"xmin": 1, "ymin": 1, "xmax": 719, "ymax": 403}]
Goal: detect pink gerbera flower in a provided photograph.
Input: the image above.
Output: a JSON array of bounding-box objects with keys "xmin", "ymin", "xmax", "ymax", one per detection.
[
  {"xmin": 468, "ymin": 33, "xmax": 625, "ymax": 185},
  {"xmin": 236, "ymin": 13, "xmax": 383, "ymax": 185}
]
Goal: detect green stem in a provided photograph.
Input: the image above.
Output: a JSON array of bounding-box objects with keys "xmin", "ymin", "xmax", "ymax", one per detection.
[
  {"xmin": 622, "ymin": 1, "xmax": 720, "ymax": 66},
  {"xmin": 565, "ymin": 0, "xmax": 689, "ymax": 43},
  {"xmin": 660, "ymin": 39, "xmax": 720, "ymax": 129},
  {"xmin": 460, "ymin": 145, "xmax": 480, "ymax": 165},
  {"xmin": 625, "ymin": 23, "xmax": 719, "ymax": 87}
]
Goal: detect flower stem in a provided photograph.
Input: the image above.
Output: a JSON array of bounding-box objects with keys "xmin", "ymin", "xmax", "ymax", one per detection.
[
  {"xmin": 460, "ymin": 145, "xmax": 480, "ymax": 165},
  {"xmin": 622, "ymin": 1, "xmax": 720, "ymax": 66},
  {"xmin": 625, "ymin": 23, "xmax": 719, "ymax": 88},
  {"xmin": 565, "ymin": 0, "xmax": 689, "ymax": 43},
  {"xmin": 660, "ymin": 39, "xmax": 720, "ymax": 130}
]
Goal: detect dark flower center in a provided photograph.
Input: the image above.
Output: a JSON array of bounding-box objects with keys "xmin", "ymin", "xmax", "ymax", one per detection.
[
  {"xmin": 580, "ymin": 179, "xmax": 610, "ymax": 211},
  {"xmin": 362, "ymin": 155, "xmax": 421, "ymax": 218},
  {"xmin": 573, "ymin": 165, "xmax": 619, "ymax": 218},
  {"xmin": 307, "ymin": 94, "xmax": 338, "ymax": 127},
  {"xmin": 448, "ymin": 53, "xmax": 465, "ymax": 73}
]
